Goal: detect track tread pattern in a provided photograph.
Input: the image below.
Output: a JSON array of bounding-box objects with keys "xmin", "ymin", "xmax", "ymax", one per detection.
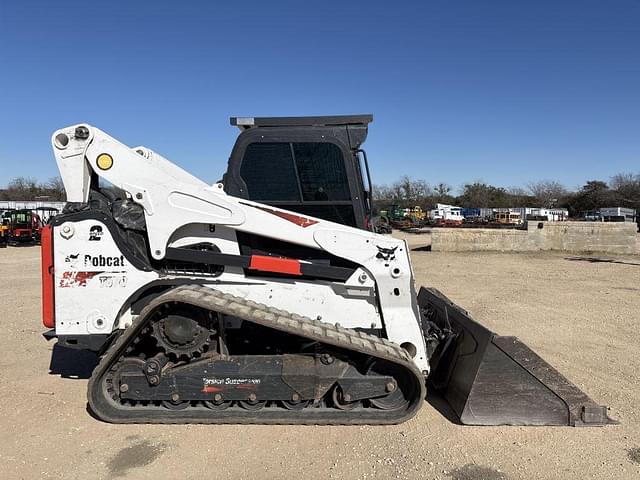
[{"xmin": 87, "ymin": 285, "xmax": 425, "ymax": 425}]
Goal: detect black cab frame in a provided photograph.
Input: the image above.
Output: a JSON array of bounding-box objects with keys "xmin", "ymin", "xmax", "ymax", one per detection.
[{"xmin": 223, "ymin": 115, "xmax": 374, "ymax": 230}]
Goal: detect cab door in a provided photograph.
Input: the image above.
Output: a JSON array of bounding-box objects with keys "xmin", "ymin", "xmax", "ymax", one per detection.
[{"xmin": 225, "ymin": 128, "xmax": 369, "ymax": 229}]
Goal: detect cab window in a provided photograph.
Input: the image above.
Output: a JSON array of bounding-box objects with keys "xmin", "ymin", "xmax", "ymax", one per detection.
[
  {"xmin": 293, "ymin": 143, "xmax": 350, "ymax": 201},
  {"xmin": 239, "ymin": 143, "xmax": 299, "ymax": 201},
  {"xmin": 240, "ymin": 142, "xmax": 351, "ymax": 203}
]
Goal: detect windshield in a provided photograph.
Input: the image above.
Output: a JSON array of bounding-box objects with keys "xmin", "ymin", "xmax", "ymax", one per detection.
[{"xmin": 13, "ymin": 212, "xmax": 32, "ymax": 225}]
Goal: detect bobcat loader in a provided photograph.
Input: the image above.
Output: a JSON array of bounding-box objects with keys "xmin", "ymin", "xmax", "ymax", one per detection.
[{"xmin": 42, "ymin": 121, "xmax": 614, "ymax": 426}]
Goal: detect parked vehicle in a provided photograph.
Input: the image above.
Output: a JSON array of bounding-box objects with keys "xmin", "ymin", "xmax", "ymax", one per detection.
[
  {"xmin": 0, "ymin": 217, "xmax": 9, "ymax": 247},
  {"xmin": 8, "ymin": 209, "xmax": 43, "ymax": 243},
  {"xmin": 493, "ymin": 211, "xmax": 523, "ymax": 225},
  {"xmin": 42, "ymin": 121, "xmax": 613, "ymax": 427},
  {"xmin": 599, "ymin": 207, "xmax": 636, "ymax": 223},
  {"xmin": 430, "ymin": 203, "xmax": 464, "ymax": 226},
  {"xmin": 582, "ymin": 211, "xmax": 603, "ymax": 222}
]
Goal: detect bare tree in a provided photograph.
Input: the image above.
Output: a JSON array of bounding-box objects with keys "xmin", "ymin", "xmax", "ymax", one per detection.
[
  {"xmin": 7, "ymin": 177, "xmax": 39, "ymax": 199},
  {"xmin": 610, "ymin": 172, "xmax": 640, "ymax": 207},
  {"xmin": 2, "ymin": 176, "xmax": 66, "ymax": 201},
  {"xmin": 610, "ymin": 172, "xmax": 639, "ymax": 189},
  {"xmin": 434, "ymin": 183, "xmax": 451, "ymax": 197},
  {"xmin": 46, "ymin": 176, "xmax": 66, "ymax": 201},
  {"xmin": 372, "ymin": 184, "xmax": 392, "ymax": 202},
  {"xmin": 507, "ymin": 186, "xmax": 527, "ymax": 196},
  {"xmin": 527, "ymin": 180, "xmax": 567, "ymax": 207},
  {"xmin": 385, "ymin": 176, "xmax": 429, "ymax": 203},
  {"xmin": 372, "ymin": 176, "xmax": 432, "ymax": 209},
  {"xmin": 401, "ymin": 177, "xmax": 430, "ymax": 202}
]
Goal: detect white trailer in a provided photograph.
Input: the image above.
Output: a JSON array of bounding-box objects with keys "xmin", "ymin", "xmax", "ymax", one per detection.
[
  {"xmin": 430, "ymin": 203, "xmax": 464, "ymax": 223},
  {"xmin": 599, "ymin": 207, "xmax": 636, "ymax": 222}
]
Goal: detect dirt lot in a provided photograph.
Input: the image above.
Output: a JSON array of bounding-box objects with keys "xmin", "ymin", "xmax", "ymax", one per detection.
[{"xmin": 1, "ymin": 244, "xmax": 639, "ymax": 480}]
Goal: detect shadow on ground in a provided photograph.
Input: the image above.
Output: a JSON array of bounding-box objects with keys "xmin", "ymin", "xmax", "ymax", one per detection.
[
  {"xmin": 564, "ymin": 256, "xmax": 640, "ymax": 266},
  {"xmin": 49, "ymin": 343, "xmax": 99, "ymax": 379},
  {"xmin": 426, "ymin": 388, "xmax": 461, "ymax": 425},
  {"xmin": 108, "ymin": 440, "xmax": 166, "ymax": 478}
]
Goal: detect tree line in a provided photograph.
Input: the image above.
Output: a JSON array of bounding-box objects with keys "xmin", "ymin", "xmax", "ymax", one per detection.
[
  {"xmin": 373, "ymin": 173, "xmax": 640, "ymax": 217},
  {"xmin": 0, "ymin": 177, "xmax": 66, "ymax": 202},
  {"xmin": 3, "ymin": 173, "xmax": 640, "ymax": 218}
]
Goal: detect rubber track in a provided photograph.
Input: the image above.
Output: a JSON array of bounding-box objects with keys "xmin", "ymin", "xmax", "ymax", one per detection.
[{"xmin": 88, "ymin": 284, "xmax": 426, "ymax": 425}]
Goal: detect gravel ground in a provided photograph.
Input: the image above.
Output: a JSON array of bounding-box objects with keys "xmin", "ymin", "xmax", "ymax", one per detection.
[{"xmin": 1, "ymin": 244, "xmax": 639, "ymax": 480}]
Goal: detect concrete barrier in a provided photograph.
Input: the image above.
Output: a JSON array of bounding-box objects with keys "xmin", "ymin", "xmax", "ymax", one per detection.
[
  {"xmin": 431, "ymin": 222, "xmax": 639, "ymax": 254},
  {"xmin": 391, "ymin": 231, "xmax": 431, "ymax": 250}
]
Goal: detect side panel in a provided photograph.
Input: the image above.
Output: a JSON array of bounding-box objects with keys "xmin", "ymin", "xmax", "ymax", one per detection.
[
  {"xmin": 209, "ymin": 280, "xmax": 382, "ymax": 330},
  {"xmin": 163, "ymin": 223, "xmax": 382, "ymax": 330},
  {"xmin": 52, "ymin": 220, "xmax": 158, "ymax": 335},
  {"xmin": 51, "ymin": 218, "xmax": 384, "ymax": 333}
]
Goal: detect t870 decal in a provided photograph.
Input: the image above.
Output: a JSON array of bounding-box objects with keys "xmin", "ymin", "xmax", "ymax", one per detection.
[{"xmin": 59, "ymin": 271, "xmax": 103, "ymax": 288}]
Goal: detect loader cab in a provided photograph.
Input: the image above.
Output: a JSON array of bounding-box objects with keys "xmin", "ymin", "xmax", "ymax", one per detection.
[
  {"xmin": 9, "ymin": 209, "xmax": 42, "ymax": 242},
  {"xmin": 223, "ymin": 115, "xmax": 374, "ymax": 230}
]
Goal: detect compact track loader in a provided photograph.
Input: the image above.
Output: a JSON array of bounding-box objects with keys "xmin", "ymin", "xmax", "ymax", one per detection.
[{"xmin": 43, "ymin": 121, "xmax": 614, "ymax": 426}]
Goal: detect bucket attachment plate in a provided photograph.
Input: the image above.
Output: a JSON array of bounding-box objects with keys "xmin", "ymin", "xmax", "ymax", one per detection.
[{"xmin": 418, "ymin": 287, "xmax": 616, "ymax": 426}]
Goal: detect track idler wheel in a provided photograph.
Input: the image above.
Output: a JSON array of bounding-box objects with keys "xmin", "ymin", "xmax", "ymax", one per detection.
[
  {"xmin": 366, "ymin": 360, "xmax": 413, "ymax": 411},
  {"xmin": 109, "ymin": 358, "xmax": 146, "ymax": 404}
]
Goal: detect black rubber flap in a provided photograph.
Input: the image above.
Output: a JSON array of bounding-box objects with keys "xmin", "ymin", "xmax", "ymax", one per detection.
[{"xmin": 418, "ymin": 287, "xmax": 616, "ymax": 426}]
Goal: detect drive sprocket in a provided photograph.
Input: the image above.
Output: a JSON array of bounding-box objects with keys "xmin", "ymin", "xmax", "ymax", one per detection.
[{"xmin": 150, "ymin": 306, "xmax": 216, "ymax": 359}]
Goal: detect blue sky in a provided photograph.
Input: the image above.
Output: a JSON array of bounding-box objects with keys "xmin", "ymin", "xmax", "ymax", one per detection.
[{"xmin": 1, "ymin": 0, "xmax": 639, "ymax": 193}]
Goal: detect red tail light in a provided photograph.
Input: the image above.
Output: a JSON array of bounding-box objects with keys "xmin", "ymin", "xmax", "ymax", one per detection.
[{"xmin": 41, "ymin": 225, "xmax": 55, "ymax": 328}]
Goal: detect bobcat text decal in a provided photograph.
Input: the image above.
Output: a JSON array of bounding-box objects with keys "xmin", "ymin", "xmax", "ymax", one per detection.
[
  {"xmin": 64, "ymin": 254, "xmax": 127, "ymax": 269},
  {"xmin": 84, "ymin": 254, "xmax": 126, "ymax": 267}
]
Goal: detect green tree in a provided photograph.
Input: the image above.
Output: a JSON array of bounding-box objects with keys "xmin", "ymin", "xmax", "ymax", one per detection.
[
  {"xmin": 456, "ymin": 182, "xmax": 511, "ymax": 208},
  {"xmin": 562, "ymin": 180, "xmax": 617, "ymax": 216}
]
